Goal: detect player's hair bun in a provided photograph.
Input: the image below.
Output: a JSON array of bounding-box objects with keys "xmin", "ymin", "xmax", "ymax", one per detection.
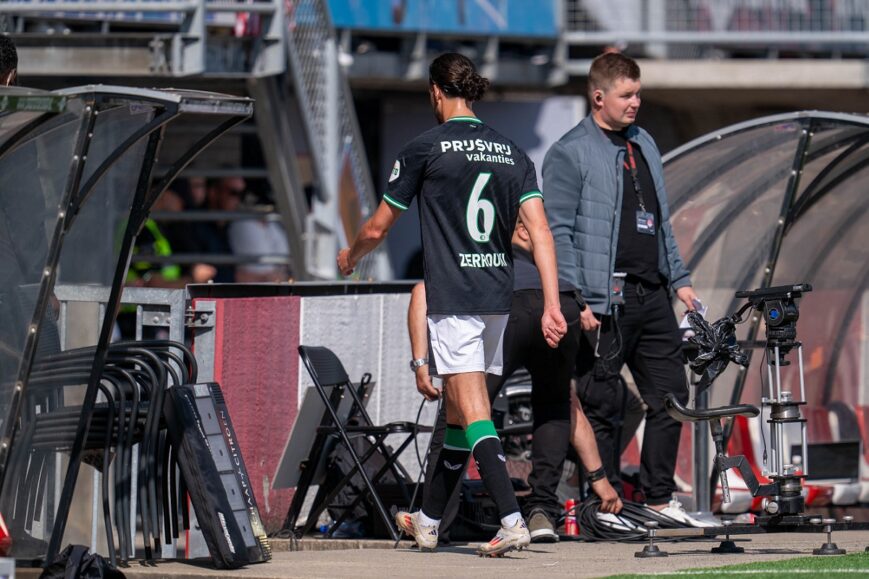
[
  {"xmin": 429, "ymin": 53, "xmax": 489, "ymax": 102},
  {"xmin": 457, "ymin": 72, "xmax": 489, "ymax": 102}
]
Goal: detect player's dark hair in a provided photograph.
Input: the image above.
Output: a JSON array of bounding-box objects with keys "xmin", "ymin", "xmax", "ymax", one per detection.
[
  {"xmin": 429, "ymin": 53, "xmax": 489, "ymax": 102},
  {"xmin": 0, "ymin": 35, "xmax": 18, "ymax": 84},
  {"xmin": 588, "ymin": 52, "xmax": 640, "ymax": 99}
]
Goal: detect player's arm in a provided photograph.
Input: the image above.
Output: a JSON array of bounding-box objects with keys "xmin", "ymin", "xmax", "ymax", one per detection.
[
  {"xmin": 518, "ymin": 197, "xmax": 566, "ymax": 348},
  {"xmin": 337, "ymin": 201, "xmax": 402, "ymax": 276},
  {"xmin": 338, "ymin": 137, "xmax": 428, "ymax": 276},
  {"xmin": 408, "ymin": 282, "xmax": 439, "ymax": 400},
  {"xmin": 570, "ymin": 388, "xmax": 622, "ymax": 513}
]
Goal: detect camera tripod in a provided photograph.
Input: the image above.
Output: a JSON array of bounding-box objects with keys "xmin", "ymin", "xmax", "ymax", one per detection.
[{"xmin": 637, "ymin": 283, "xmax": 869, "ymax": 557}]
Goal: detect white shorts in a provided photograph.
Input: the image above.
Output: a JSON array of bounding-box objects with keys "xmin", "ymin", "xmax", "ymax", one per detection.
[{"xmin": 427, "ymin": 314, "xmax": 508, "ymax": 376}]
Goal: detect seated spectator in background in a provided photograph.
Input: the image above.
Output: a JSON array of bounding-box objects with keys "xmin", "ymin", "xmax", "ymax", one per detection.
[
  {"xmin": 181, "ymin": 175, "xmax": 208, "ymax": 210},
  {"xmin": 160, "ymin": 175, "xmax": 205, "ymax": 212},
  {"xmin": 181, "ymin": 176, "xmax": 246, "ymax": 283},
  {"xmin": 129, "ymin": 189, "xmax": 216, "ymax": 287},
  {"xmin": 1, "ymin": 35, "xmax": 17, "ymax": 86},
  {"xmin": 151, "ymin": 175, "xmax": 292, "ymax": 284},
  {"xmin": 228, "ymin": 213, "xmax": 292, "ymax": 283}
]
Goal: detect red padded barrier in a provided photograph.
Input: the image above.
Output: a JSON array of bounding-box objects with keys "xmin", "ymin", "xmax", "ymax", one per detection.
[
  {"xmin": 194, "ymin": 296, "xmax": 301, "ymax": 532},
  {"xmin": 621, "ymin": 435, "xmax": 641, "ymax": 471}
]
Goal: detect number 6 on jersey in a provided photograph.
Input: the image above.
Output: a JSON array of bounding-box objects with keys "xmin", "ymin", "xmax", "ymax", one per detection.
[{"xmin": 466, "ymin": 172, "xmax": 494, "ymax": 243}]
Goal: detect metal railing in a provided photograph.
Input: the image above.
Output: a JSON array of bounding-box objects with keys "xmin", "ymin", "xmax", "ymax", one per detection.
[
  {"xmin": 5, "ymin": 1, "xmax": 868, "ymax": 71},
  {"xmin": 564, "ymin": 0, "xmax": 869, "ymax": 57},
  {"xmin": 0, "ymin": 0, "xmax": 286, "ymax": 76}
]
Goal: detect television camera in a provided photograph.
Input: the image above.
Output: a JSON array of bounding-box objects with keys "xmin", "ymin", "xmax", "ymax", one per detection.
[{"xmin": 665, "ymin": 283, "xmax": 812, "ymax": 522}]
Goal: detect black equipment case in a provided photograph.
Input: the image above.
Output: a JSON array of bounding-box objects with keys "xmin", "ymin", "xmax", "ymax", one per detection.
[{"xmin": 163, "ymin": 383, "xmax": 271, "ymax": 568}]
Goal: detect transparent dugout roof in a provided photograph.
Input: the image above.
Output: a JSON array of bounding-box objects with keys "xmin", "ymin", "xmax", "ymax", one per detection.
[
  {"xmin": 664, "ymin": 112, "xmax": 869, "ymax": 409},
  {"xmin": 0, "ymin": 84, "xmax": 252, "ymax": 560}
]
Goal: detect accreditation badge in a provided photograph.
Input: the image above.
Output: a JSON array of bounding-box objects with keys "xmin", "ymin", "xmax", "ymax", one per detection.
[{"xmin": 636, "ymin": 210, "xmax": 656, "ymax": 235}]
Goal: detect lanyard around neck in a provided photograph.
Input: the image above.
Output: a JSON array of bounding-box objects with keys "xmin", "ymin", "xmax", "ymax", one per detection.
[{"xmin": 622, "ymin": 141, "xmax": 646, "ymax": 212}]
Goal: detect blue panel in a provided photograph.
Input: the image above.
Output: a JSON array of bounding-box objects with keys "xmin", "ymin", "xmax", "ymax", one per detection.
[{"xmin": 328, "ymin": 0, "xmax": 557, "ymax": 38}]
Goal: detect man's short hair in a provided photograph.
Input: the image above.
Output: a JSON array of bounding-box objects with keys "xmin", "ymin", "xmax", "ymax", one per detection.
[
  {"xmin": 0, "ymin": 35, "xmax": 18, "ymax": 79},
  {"xmin": 588, "ymin": 52, "xmax": 640, "ymax": 100}
]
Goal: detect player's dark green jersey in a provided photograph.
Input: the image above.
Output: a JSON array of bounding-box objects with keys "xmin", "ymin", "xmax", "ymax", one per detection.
[{"xmin": 384, "ymin": 116, "xmax": 541, "ymax": 315}]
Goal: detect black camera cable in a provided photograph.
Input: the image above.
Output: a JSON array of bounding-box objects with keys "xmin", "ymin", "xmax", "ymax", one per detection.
[
  {"xmin": 603, "ymin": 303, "xmax": 624, "ymax": 368},
  {"xmin": 572, "ymin": 497, "xmax": 709, "ymax": 543}
]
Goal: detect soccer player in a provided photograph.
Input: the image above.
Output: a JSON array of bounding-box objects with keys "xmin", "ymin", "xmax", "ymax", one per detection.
[{"xmin": 337, "ymin": 53, "xmax": 566, "ymax": 556}]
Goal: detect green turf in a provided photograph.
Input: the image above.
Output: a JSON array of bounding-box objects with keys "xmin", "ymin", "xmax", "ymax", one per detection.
[{"xmin": 607, "ymin": 551, "xmax": 869, "ymax": 578}]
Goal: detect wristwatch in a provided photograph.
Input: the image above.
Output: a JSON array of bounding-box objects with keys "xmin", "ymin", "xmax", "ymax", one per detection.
[{"xmin": 409, "ymin": 358, "xmax": 428, "ymax": 371}]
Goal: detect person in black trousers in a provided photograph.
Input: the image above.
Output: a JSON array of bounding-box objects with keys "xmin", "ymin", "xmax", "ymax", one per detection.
[{"xmin": 543, "ymin": 53, "xmax": 706, "ymax": 524}]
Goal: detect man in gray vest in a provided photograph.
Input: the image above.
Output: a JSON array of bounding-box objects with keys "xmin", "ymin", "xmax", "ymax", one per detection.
[{"xmin": 542, "ymin": 52, "xmax": 706, "ymax": 525}]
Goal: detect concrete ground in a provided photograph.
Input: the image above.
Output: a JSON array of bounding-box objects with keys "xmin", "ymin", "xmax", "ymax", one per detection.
[{"xmin": 20, "ymin": 530, "xmax": 869, "ymax": 579}]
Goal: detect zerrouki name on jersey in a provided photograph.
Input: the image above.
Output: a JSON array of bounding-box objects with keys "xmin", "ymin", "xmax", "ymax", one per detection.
[{"xmin": 459, "ymin": 252, "xmax": 508, "ymax": 268}]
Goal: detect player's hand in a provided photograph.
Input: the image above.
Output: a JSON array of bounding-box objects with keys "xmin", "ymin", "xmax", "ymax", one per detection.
[
  {"xmin": 580, "ymin": 307, "xmax": 600, "ymax": 331},
  {"xmin": 541, "ymin": 306, "xmax": 567, "ymax": 348},
  {"xmin": 415, "ymin": 365, "xmax": 440, "ymax": 401},
  {"xmin": 676, "ymin": 286, "xmax": 699, "ymax": 312},
  {"xmin": 592, "ymin": 478, "xmax": 623, "ymax": 514},
  {"xmin": 337, "ymin": 248, "xmax": 355, "ymax": 276}
]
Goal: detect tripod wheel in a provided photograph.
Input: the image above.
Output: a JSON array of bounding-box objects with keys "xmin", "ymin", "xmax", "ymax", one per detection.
[
  {"xmin": 712, "ymin": 540, "xmax": 744, "ymax": 554},
  {"xmin": 635, "ymin": 544, "xmax": 669, "ymax": 558},
  {"xmin": 813, "ymin": 543, "xmax": 846, "ymax": 556}
]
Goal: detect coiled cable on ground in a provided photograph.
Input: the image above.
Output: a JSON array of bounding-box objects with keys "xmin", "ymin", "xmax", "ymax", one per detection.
[{"xmin": 572, "ymin": 497, "xmax": 709, "ymax": 542}]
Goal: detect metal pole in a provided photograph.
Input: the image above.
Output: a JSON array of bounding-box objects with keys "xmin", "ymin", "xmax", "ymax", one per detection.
[
  {"xmin": 798, "ymin": 345, "xmax": 809, "ymax": 477},
  {"xmin": 766, "ymin": 360, "xmax": 776, "ymax": 475},
  {"xmin": 774, "ymin": 346, "xmax": 783, "ymax": 475},
  {"xmin": 693, "ymin": 386, "xmax": 710, "ymax": 511}
]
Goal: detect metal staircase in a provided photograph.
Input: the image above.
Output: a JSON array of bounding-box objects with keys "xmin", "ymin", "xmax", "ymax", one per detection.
[{"xmin": 282, "ymin": 0, "xmax": 389, "ymax": 280}]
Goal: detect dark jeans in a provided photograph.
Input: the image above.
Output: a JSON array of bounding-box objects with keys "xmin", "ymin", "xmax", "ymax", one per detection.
[
  {"xmin": 575, "ymin": 280, "xmax": 688, "ymax": 506},
  {"xmin": 422, "ymin": 290, "xmax": 581, "ymax": 529}
]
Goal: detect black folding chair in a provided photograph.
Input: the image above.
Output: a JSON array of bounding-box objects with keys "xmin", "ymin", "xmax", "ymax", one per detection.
[{"xmin": 283, "ymin": 345, "xmax": 432, "ymax": 541}]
